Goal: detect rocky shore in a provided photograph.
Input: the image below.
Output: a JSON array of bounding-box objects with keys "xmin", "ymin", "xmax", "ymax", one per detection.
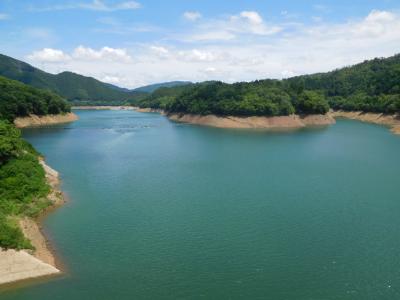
[{"xmin": 14, "ymin": 113, "xmax": 78, "ymax": 128}]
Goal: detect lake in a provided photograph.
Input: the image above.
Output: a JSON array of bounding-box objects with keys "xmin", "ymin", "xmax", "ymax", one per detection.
[{"xmin": 1, "ymin": 110, "xmax": 400, "ymax": 299}]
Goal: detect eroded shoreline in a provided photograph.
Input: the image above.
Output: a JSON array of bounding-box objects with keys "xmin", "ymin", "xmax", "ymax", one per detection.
[
  {"xmin": 330, "ymin": 111, "xmax": 400, "ymax": 135},
  {"xmin": 135, "ymin": 108, "xmax": 400, "ymax": 134},
  {"xmin": 134, "ymin": 108, "xmax": 336, "ymax": 129},
  {"xmin": 14, "ymin": 113, "xmax": 78, "ymax": 128}
]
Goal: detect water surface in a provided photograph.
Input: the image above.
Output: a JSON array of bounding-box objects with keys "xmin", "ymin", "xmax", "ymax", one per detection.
[{"xmin": 1, "ymin": 110, "xmax": 400, "ymax": 299}]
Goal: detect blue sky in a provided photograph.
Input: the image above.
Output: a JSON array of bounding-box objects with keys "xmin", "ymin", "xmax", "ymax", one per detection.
[{"xmin": 1, "ymin": 0, "xmax": 399, "ymax": 88}]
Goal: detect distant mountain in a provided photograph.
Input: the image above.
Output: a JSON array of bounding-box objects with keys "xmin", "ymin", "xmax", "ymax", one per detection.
[
  {"xmin": 0, "ymin": 54, "xmax": 146, "ymax": 105},
  {"xmin": 133, "ymin": 81, "xmax": 192, "ymax": 93}
]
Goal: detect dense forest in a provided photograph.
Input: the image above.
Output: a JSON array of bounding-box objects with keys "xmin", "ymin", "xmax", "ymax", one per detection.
[
  {"xmin": 0, "ymin": 78, "xmax": 65, "ymax": 249},
  {"xmin": 0, "ymin": 76, "xmax": 71, "ymax": 121},
  {"xmin": 137, "ymin": 54, "xmax": 400, "ymax": 116},
  {"xmin": 0, "ymin": 54, "xmax": 146, "ymax": 105}
]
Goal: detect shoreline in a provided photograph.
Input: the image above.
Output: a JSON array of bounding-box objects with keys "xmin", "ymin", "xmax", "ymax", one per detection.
[
  {"xmin": 14, "ymin": 113, "xmax": 78, "ymax": 128},
  {"xmin": 72, "ymin": 106, "xmax": 135, "ymax": 110},
  {"xmin": 0, "ymin": 158, "xmax": 65, "ymax": 287},
  {"xmin": 135, "ymin": 108, "xmax": 400, "ymax": 134},
  {"xmin": 134, "ymin": 108, "xmax": 335, "ymax": 129},
  {"xmin": 329, "ymin": 111, "xmax": 400, "ymax": 135},
  {"xmin": 168, "ymin": 113, "xmax": 335, "ymax": 129}
]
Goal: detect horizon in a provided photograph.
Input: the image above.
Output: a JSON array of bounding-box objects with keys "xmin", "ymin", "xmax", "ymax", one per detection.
[
  {"xmin": 1, "ymin": 0, "xmax": 400, "ymax": 89},
  {"xmin": 2, "ymin": 51, "xmax": 399, "ymax": 91}
]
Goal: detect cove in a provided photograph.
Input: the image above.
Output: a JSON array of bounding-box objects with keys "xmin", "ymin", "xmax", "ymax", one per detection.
[{"xmin": 1, "ymin": 109, "xmax": 400, "ymax": 299}]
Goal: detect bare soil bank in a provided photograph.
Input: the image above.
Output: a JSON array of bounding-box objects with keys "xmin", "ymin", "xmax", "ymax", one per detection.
[
  {"xmin": 137, "ymin": 108, "xmax": 400, "ymax": 134},
  {"xmin": 135, "ymin": 108, "xmax": 166, "ymax": 114},
  {"xmin": 168, "ymin": 113, "xmax": 336, "ymax": 129},
  {"xmin": 72, "ymin": 106, "xmax": 135, "ymax": 110},
  {"xmin": 14, "ymin": 113, "xmax": 78, "ymax": 128},
  {"xmin": 330, "ymin": 111, "xmax": 400, "ymax": 135}
]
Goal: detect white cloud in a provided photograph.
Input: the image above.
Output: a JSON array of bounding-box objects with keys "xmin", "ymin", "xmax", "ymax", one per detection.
[
  {"xmin": 183, "ymin": 10, "xmax": 282, "ymax": 42},
  {"xmin": 27, "ymin": 48, "xmax": 70, "ymax": 63},
  {"xmin": 183, "ymin": 11, "xmax": 202, "ymax": 21},
  {"xmin": 101, "ymin": 75, "xmax": 122, "ymax": 84},
  {"xmin": 178, "ymin": 49, "xmax": 219, "ymax": 62},
  {"xmin": 149, "ymin": 46, "xmax": 170, "ymax": 58},
  {"xmin": 32, "ymin": 0, "xmax": 141, "ymax": 12},
  {"xmin": 0, "ymin": 13, "xmax": 9, "ymax": 20},
  {"xmin": 24, "ymin": 10, "xmax": 400, "ymax": 88},
  {"xmin": 187, "ymin": 31, "xmax": 236, "ymax": 42},
  {"xmin": 238, "ymin": 11, "xmax": 263, "ymax": 25},
  {"xmin": 229, "ymin": 11, "xmax": 282, "ymax": 35},
  {"xmin": 72, "ymin": 46, "xmax": 132, "ymax": 62},
  {"xmin": 80, "ymin": 0, "xmax": 141, "ymax": 11}
]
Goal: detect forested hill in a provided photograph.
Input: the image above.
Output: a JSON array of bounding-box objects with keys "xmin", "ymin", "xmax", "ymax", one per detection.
[
  {"xmin": 133, "ymin": 81, "xmax": 192, "ymax": 93},
  {"xmin": 137, "ymin": 54, "xmax": 400, "ymax": 116},
  {"xmin": 286, "ymin": 54, "xmax": 400, "ymax": 112},
  {"xmin": 0, "ymin": 76, "xmax": 71, "ymax": 121},
  {"xmin": 0, "ymin": 54, "xmax": 146, "ymax": 105}
]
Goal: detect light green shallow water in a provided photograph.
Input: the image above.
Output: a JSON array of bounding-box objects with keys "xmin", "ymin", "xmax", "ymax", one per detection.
[{"xmin": 1, "ymin": 110, "xmax": 400, "ymax": 299}]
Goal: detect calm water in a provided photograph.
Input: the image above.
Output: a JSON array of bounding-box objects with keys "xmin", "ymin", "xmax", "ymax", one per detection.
[{"xmin": 1, "ymin": 110, "xmax": 400, "ymax": 300}]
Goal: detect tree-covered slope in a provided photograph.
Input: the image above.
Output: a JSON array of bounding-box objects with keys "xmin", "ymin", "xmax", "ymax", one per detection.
[
  {"xmin": 137, "ymin": 54, "xmax": 400, "ymax": 116},
  {"xmin": 133, "ymin": 81, "xmax": 192, "ymax": 93},
  {"xmin": 285, "ymin": 54, "xmax": 400, "ymax": 113},
  {"xmin": 0, "ymin": 54, "xmax": 146, "ymax": 105},
  {"xmin": 0, "ymin": 76, "xmax": 71, "ymax": 121}
]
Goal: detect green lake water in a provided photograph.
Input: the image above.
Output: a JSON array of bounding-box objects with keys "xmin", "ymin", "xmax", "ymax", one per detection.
[{"xmin": 1, "ymin": 110, "xmax": 400, "ymax": 299}]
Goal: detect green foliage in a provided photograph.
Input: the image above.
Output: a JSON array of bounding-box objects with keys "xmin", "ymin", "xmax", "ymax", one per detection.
[
  {"xmin": 0, "ymin": 76, "xmax": 71, "ymax": 121},
  {"xmin": 138, "ymin": 54, "xmax": 400, "ymax": 116},
  {"xmin": 0, "ymin": 121, "xmax": 51, "ymax": 250},
  {"xmin": 0, "ymin": 214, "xmax": 33, "ymax": 250},
  {"xmin": 0, "ymin": 121, "xmax": 22, "ymax": 164},
  {"xmin": 287, "ymin": 54, "xmax": 400, "ymax": 113},
  {"xmin": 294, "ymin": 91, "xmax": 330, "ymax": 114},
  {"xmin": 133, "ymin": 81, "xmax": 192, "ymax": 93}
]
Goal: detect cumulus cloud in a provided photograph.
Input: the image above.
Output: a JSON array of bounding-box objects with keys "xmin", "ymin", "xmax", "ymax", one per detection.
[
  {"xmin": 28, "ymin": 46, "xmax": 132, "ymax": 63},
  {"xmin": 72, "ymin": 46, "xmax": 132, "ymax": 62},
  {"xmin": 183, "ymin": 11, "xmax": 202, "ymax": 21},
  {"xmin": 32, "ymin": 0, "xmax": 141, "ymax": 12},
  {"xmin": 150, "ymin": 46, "xmax": 170, "ymax": 58},
  {"xmin": 27, "ymin": 48, "xmax": 70, "ymax": 63},
  {"xmin": 183, "ymin": 10, "xmax": 282, "ymax": 42},
  {"xmin": 24, "ymin": 10, "xmax": 400, "ymax": 88},
  {"xmin": 229, "ymin": 11, "xmax": 282, "ymax": 35},
  {"xmin": 178, "ymin": 49, "xmax": 220, "ymax": 62}
]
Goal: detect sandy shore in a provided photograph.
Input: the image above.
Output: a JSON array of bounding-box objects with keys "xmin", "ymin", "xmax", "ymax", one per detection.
[
  {"xmin": 330, "ymin": 111, "xmax": 400, "ymax": 135},
  {"xmin": 14, "ymin": 113, "xmax": 78, "ymax": 128},
  {"xmin": 167, "ymin": 113, "xmax": 335, "ymax": 129},
  {"xmin": 72, "ymin": 106, "xmax": 135, "ymax": 110},
  {"xmin": 0, "ymin": 160, "xmax": 64, "ymax": 286}
]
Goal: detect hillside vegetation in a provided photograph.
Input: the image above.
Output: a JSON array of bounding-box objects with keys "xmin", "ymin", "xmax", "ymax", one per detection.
[
  {"xmin": 137, "ymin": 54, "xmax": 400, "ymax": 116},
  {"xmin": 0, "ymin": 76, "xmax": 71, "ymax": 121},
  {"xmin": 0, "ymin": 78, "xmax": 66, "ymax": 250},
  {"xmin": 0, "ymin": 54, "xmax": 146, "ymax": 105}
]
